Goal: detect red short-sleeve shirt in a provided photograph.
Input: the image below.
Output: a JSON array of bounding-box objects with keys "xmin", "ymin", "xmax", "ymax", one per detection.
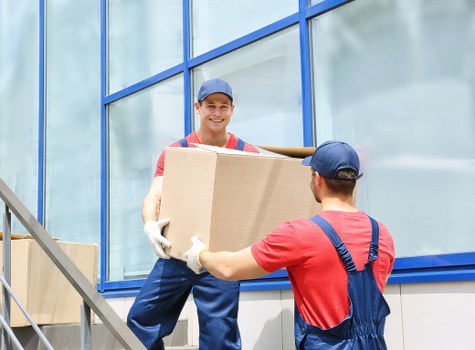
[{"xmin": 251, "ymin": 210, "xmax": 395, "ymax": 329}]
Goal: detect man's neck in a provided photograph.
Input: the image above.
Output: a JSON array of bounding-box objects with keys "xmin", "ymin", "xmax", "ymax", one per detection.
[
  {"xmin": 196, "ymin": 129, "xmax": 230, "ymax": 147},
  {"xmin": 320, "ymin": 195, "xmax": 358, "ymax": 212}
]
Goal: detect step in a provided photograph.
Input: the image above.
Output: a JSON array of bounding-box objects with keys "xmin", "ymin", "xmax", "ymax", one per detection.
[{"xmin": 13, "ymin": 320, "xmax": 189, "ymax": 349}]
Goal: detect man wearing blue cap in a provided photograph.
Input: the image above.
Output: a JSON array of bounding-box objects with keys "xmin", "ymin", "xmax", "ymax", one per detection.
[
  {"xmin": 185, "ymin": 140, "xmax": 395, "ymax": 349},
  {"xmin": 127, "ymin": 78, "xmax": 258, "ymax": 350}
]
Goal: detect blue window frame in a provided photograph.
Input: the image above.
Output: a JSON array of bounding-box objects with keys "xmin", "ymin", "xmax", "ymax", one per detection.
[
  {"xmin": 33, "ymin": 0, "xmax": 474, "ymax": 296},
  {"xmin": 38, "ymin": 0, "xmax": 46, "ymax": 226}
]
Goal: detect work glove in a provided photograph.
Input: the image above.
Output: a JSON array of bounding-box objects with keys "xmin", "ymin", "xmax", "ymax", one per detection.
[
  {"xmin": 144, "ymin": 219, "xmax": 172, "ymax": 259},
  {"xmin": 184, "ymin": 236, "xmax": 207, "ymax": 274}
]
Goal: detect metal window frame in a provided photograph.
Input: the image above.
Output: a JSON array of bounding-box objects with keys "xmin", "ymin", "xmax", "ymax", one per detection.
[{"xmin": 34, "ymin": 0, "xmax": 475, "ymax": 296}]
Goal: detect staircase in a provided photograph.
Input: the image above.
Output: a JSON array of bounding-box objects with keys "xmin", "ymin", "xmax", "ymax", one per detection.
[
  {"xmin": 13, "ymin": 320, "xmax": 197, "ymax": 349},
  {"xmin": 0, "ymin": 178, "xmax": 147, "ymax": 349}
]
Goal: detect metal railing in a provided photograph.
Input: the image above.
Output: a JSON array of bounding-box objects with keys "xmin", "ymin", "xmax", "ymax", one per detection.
[{"xmin": 0, "ymin": 178, "xmax": 146, "ymax": 350}]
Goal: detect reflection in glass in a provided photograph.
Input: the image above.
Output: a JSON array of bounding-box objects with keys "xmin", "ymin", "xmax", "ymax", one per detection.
[
  {"xmin": 310, "ymin": 0, "xmax": 325, "ymax": 6},
  {"xmin": 193, "ymin": 26, "xmax": 303, "ymax": 147},
  {"xmin": 45, "ymin": 0, "xmax": 101, "ymax": 252},
  {"xmin": 312, "ymin": 0, "xmax": 475, "ymax": 256},
  {"xmin": 0, "ymin": 0, "xmax": 39, "ymax": 232},
  {"xmin": 109, "ymin": 75, "xmax": 184, "ymax": 281},
  {"xmin": 191, "ymin": 0, "xmax": 296, "ymax": 57},
  {"xmin": 109, "ymin": 0, "xmax": 182, "ymax": 93}
]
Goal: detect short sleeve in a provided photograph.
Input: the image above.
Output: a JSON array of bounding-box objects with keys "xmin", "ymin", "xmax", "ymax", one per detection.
[
  {"xmin": 154, "ymin": 151, "xmax": 166, "ymax": 177},
  {"xmin": 251, "ymin": 222, "xmax": 302, "ymax": 272}
]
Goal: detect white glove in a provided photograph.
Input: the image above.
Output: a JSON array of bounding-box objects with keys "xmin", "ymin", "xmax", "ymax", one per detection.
[
  {"xmin": 184, "ymin": 236, "xmax": 207, "ymax": 274},
  {"xmin": 144, "ymin": 219, "xmax": 172, "ymax": 259}
]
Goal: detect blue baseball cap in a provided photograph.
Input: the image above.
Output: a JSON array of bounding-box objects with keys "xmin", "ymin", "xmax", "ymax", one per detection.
[
  {"xmin": 197, "ymin": 78, "xmax": 233, "ymax": 102},
  {"xmin": 302, "ymin": 140, "xmax": 362, "ymax": 179}
]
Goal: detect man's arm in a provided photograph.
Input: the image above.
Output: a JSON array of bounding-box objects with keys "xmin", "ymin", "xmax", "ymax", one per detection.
[
  {"xmin": 200, "ymin": 247, "xmax": 268, "ymax": 280},
  {"xmin": 188, "ymin": 242, "xmax": 269, "ymax": 280},
  {"xmin": 142, "ymin": 176, "xmax": 163, "ymax": 223},
  {"xmin": 142, "ymin": 176, "xmax": 171, "ymax": 258}
]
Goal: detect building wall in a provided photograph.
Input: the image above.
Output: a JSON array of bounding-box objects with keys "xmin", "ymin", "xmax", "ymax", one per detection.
[
  {"xmin": 2, "ymin": 0, "xmax": 474, "ymax": 292},
  {"xmin": 1, "ymin": 4, "xmax": 474, "ymax": 347},
  {"xmin": 103, "ymin": 281, "xmax": 475, "ymax": 350}
]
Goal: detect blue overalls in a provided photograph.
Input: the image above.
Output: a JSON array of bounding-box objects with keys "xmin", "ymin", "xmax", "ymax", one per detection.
[
  {"xmin": 127, "ymin": 137, "xmax": 246, "ymax": 350},
  {"xmin": 294, "ymin": 215, "xmax": 390, "ymax": 350}
]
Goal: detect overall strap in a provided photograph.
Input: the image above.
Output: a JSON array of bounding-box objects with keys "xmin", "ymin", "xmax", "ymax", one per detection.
[
  {"xmin": 365, "ymin": 216, "xmax": 380, "ymax": 266},
  {"xmin": 236, "ymin": 138, "xmax": 245, "ymax": 151},
  {"xmin": 178, "ymin": 138, "xmax": 189, "ymax": 148},
  {"xmin": 310, "ymin": 216, "xmax": 356, "ymax": 272}
]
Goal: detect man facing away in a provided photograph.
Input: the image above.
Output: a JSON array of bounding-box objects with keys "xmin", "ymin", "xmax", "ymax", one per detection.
[
  {"xmin": 185, "ymin": 140, "xmax": 395, "ymax": 349},
  {"xmin": 127, "ymin": 78, "xmax": 259, "ymax": 350}
]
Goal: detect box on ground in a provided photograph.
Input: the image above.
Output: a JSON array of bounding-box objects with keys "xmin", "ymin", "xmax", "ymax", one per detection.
[
  {"xmin": 159, "ymin": 144, "xmax": 321, "ymax": 260},
  {"xmin": 0, "ymin": 239, "xmax": 98, "ymax": 327}
]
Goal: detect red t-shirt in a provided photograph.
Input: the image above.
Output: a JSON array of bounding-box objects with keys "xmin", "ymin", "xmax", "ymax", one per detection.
[
  {"xmin": 251, "ymin": 210, "xmax": 395, "ymax": 329},
  {"xmin": 154, "ymin": 132, "xmax": 259, "ymax": 176}
]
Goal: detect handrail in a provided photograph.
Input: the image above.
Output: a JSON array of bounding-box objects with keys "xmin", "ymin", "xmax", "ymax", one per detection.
[
  {"xmin": 2, "ymin": 204, "xmax": 12, "ymax": 350},
  {"xmin": 0, "ymin": 314, "xmax": 24, "ymax": 350},
  {"xmin": 0, "ymin": 274, "xmax": 54, "ymax": 350},
  {"xmin": 0, "ymin": 178, "xmax": 146, "ymax": 350}
]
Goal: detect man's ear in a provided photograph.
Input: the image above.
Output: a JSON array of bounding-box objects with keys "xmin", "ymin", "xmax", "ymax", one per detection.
[{"xmin": 314, "ymin": 172, "xmax": 323, "ymax": 186}]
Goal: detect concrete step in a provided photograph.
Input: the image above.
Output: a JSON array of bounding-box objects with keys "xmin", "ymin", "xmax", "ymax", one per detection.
[{"xmin": 13, "ymin": 320, "xmax": 189, "ymax": 349}]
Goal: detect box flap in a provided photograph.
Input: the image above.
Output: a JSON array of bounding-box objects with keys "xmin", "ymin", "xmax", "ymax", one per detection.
[
  {"xmin": 190, "ymin": 143, "xmax": 287, "ymax": 158},
  {"xmin": 0, "ymin": 231, "xmax": 59, "ymax": 240},
  {"xmin": 257, "ymin": 146, "xmax": 316, "ymax": 158}
]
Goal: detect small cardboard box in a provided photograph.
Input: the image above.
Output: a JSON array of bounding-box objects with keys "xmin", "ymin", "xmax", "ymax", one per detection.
[
  {"xmin": 159, "ymin": 145, "xmax": 321, "ymax": 260},
  {"xmin": 0, "ymin": 239, "xmax": 98, "ymax": 327}
]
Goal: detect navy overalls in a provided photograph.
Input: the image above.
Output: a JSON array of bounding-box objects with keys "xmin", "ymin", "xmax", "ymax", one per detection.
[
  {"xmin": 127, "ymin": 137, "xmax": 246, "ymax": 350},
  {"xmin": 294, "ymin": 215, "xmax": 390, "ymax": 349}
]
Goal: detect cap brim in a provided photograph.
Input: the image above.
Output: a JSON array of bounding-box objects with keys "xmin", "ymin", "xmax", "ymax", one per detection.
[{"xmin": 301, "ymin": 156, "xmax": 312, "ymax": 166}]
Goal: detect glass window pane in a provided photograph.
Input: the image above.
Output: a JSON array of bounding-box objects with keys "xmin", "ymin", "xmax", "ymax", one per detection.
[
  {"xmin": 312, "ymin": 0, "xmax": 475, "ymax": 257},
  {"xmin": 310, "ymin": 0, "xmax": 325, "ymax": 6},
  {"xmin": 191, "ymin": 0, "xmax": 297, "ymax": 57},
  {"xmin": 109, "ymin": 75, "xmax": 184, "ymax": 281},
  {"xmin": 0, "ymin": 0, "xmax": 39, "ymax": 232},
  {"xmin": 109, "ymin": 0, "xmax": 183, "ymax": 93},
  {"xmin": 44, "ymin": 1, "xmax": 101, "ymax": 248},
  {"xmin": 193, "ymin": 26, "xmax": 302, "ymax": 147}
]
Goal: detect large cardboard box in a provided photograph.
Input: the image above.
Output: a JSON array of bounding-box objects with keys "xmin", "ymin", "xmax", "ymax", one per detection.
[
  {"xmin": 159, "ymin": 145, "xmax": 321, "ymax": 260},
  {"xmin": 0, "ymin": 239, "xmax": 98, "ymax": 327}
]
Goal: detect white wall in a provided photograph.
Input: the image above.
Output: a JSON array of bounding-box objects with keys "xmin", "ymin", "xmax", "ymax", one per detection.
[{"xmin": 108, "ymin": 281, "xmax": 475, "ymax": 350}]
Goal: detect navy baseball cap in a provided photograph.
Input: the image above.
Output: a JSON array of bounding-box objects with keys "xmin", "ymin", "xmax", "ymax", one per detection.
[
  {"xmin": 197, "ymin": 78, "xmax": 233, "ymax": 102},
  {"xmin": 302, "ymin": 140, "xmax": 362, "ymax": 179}
]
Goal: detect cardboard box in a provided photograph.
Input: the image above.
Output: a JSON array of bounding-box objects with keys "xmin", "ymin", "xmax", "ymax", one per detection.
[
  {"xmin": 0, "ymin": 239, "xmax": 98, "ymax": 327},
  {"xmin": 159, "ymin": 145, "xmax": 321, "ymax": 260},
  {"xmin": 257, "ymin": 145, "xmax": 316, "ymax": 158}
]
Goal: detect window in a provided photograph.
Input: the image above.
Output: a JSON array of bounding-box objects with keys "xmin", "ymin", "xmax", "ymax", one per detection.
[
  {"xmin": 0, "ymin": 0, "xmax": 39, "ymax": 232},
  {"xmin": 191, "ymin": 0, "xmax": 297, "ymax": 57},
  {"xmin": 109, "ymin": 0, "xmax": 183, "ymax": 93},
  {"xmin": 193, "ymin": 26, "xmax": 303, "ymax": 147},
  {"xmin": 3, "ymin": 0, "xmax": 473, "ymax": 292},
  {"xmin": 311, "ymin": 0, "xmax": 475, "ymax": 257},
  {"xmin": 108, "ymin": 75, "xmax": 184, "ymax": 281},
  {"xmin": 44, "ymin": 0, "xmax": 101, "ymax": 249}
]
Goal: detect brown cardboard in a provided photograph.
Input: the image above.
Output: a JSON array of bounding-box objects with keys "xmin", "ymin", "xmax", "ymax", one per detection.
[
  {"xmin": 159, "ymin": 145, "xmax": 321, "ymax": 260},
  {"xmin": 257, "ymin": 145, "xmax": 316, "ymax": 158},
  {"xmin": 0, "ymin": 240, "xmax": 98, "ymax": 327},
  {"xmin": 0, "ymin": 232, "xmax": 59, "ymax": 240}
]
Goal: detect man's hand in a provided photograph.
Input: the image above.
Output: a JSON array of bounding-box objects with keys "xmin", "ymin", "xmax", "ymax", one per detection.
[
  {"xmin": 184, "ymin": 236, "xmax": 207, "ymax": 274},
  {"xmin": 144, "ymin": 219, "xmax": 172, "ymax": 259}
]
